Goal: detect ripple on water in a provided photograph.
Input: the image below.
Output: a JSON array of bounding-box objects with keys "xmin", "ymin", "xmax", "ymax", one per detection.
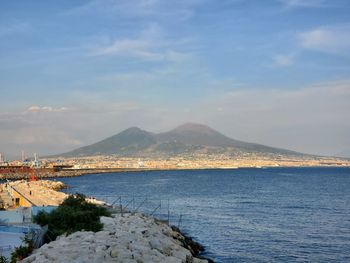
[{"xmin": 58, "ymin": 167, "xmax": 350, "ymax": 263}]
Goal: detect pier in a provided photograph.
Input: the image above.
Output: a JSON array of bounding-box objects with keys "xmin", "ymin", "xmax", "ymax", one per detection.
[{"xmin": 0, "ymin": 180, "xmax": 67, "ymax": 209}]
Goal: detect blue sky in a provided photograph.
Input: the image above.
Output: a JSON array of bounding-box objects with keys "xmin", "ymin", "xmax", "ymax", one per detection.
[{"xmin": 0, "ymin": 0, "xmax": 350, "ymax": 158}]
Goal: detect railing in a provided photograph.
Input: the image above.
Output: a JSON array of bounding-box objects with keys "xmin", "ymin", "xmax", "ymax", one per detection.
[
  {"xmin": 0, "ymin": 245, "xmax": 12, "ymax": 257},
  {"xmin": 0, "ymin": 245, "xmax": 12, "ymax": 251},
  {"xmin": 62, "ymin": 189, "xmax": 185, "ymax": 229},
  {"xmin": 177, "ymin": 214, "xmax": 183, "ymax": 228},
  {"xmin": 94, "ymin": 195, "xmax": 182, "ymax": 227}
]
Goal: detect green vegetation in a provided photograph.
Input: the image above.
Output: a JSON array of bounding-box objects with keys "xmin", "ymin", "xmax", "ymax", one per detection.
[
  {"xmin": 11, "ymin": 235, "xmax": 33, "ymax": 263},
  {"xmin": 0, "ymin": 256, "xmax": 9, "ymax": 263},
  {"xmin": 33, "ymin": 193, "xmax": 111, "ymax": 242}
]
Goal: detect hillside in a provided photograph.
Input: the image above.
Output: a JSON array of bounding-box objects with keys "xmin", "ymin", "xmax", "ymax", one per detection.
[
  {"xmin": 58, "ymin": 123, "xmax": 302, "ymax": 157},
  {"xmin": 61, "ymin": 127, "xmax": 156, "ymax": 157}
]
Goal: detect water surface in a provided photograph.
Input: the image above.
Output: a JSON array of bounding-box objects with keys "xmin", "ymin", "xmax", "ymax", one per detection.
[{"xmin": 58, "ymin": 167, "xmax": 350, "ymax": 262}]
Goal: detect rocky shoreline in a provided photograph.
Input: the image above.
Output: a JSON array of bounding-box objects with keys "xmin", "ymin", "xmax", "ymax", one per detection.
[
  {"xmin": 2, "ymin": 162, "xmax": 349, "ymax": 181},
  {"xmin": 0, "ymin": 168, "xmax": 144, "ymax": 181},
  {"xmin": 1, "ymin": 179, "xmax": 214, "ymax": 262},
  {"xmin": 20, "ymin": 213, "xmax": 214, "ymax": 263}
]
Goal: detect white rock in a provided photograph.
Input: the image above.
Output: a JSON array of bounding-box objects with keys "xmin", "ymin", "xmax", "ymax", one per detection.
[
  {"xmin": 19, "ymin": 213, "xmax": 208, "ymax": 263},
  {"xmin": 110, "ymin": 246, "xmax": 119, "ymax": 258},
  {"xmin": 193, "ymin": 258, "xmax": 209, "ymax": 263}
]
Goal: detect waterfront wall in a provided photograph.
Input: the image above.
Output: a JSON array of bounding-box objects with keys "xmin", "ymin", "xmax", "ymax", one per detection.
[
  {"xmin": 0, "ymin": 208, "xmax": 28, "ymax": 224},
  {"xmin": 0, "ymin": 206, "xmax": 56, "ymax": 224}
]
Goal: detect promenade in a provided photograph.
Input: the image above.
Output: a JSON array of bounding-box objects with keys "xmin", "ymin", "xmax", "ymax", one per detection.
[{"xmin": 1, "ymin": 180, "xmax": 67, "ymax": 208}]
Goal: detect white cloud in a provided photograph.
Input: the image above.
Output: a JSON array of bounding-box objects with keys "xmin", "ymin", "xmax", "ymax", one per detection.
[
  {"xmin": 0, "ymin": 21, "xmax": 30, "ymax": 37},
  {"xmin": 25, "ymin": 106, "xmax": 69, "ymax": 113},
  {"xmin": 93, "ymin": 24, "xmax": 191, "ymax": 62},
  {"xmin": 27, "ymin": 106, "xmax": 41, "ymax": 112},
  {"xmin": 0, "ymin": 108, "xmax": 81, "ymax": 158},
  {"xmin": 63, "ymin": 0, "xmax": 159, "ymax": 16},
  {"xmin": 280, "ymin": 0, "xmax": 329, "ymax": 8},
  {"xmin": 5, "ymin": 129, "xmax": 81, "ymax": 146},
  {"xmin": 273, "ymin": 53, "xmax": 296, "ymax": 66},
  {"xmin": 299, "ymin": 25, "xmax": 350, "ymax": 53},
  {"xmin": 95, "ymin": 39, "xmax": 149, "ymax": 56},
  {"xmin": 63, "ymin": 0, "xmax": 200, "ymax": 21},
  {"xmin": 1, "ymin": 80, "xmax": 349, "ymax": 158},
  {"xmin": 192, "ymin": 80, "xmax": 350, "ymax": 156}
]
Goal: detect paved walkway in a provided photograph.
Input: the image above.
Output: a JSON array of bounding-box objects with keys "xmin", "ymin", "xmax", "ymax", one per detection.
[{"xmin": 8, "ymin": 181, "xmax": 67, "ymax": 207}]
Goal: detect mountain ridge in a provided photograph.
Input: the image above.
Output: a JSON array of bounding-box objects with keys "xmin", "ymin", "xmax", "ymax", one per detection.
[{"xmin": 56, "ymin": 123, "xmax": 303, "ymax": 157}]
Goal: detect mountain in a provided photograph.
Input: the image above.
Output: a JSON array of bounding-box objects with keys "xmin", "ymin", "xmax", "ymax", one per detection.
[
  {"xmin": 157, "ymin": 123, "xmax": 236, "ymax": 147},
  {"xmin": 61, "ymin": 127, "xmax": 156, "ymax": 157},
  {"xmin": 57, "ymin": 123, "xmax": 302, "ymax": 157},
  {"xmin": 156, "ymin": 123, "xmax": 298, "ymax": 155}
]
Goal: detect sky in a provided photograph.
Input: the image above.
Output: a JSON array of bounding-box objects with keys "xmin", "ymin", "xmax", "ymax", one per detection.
[{"xmin": 0, "ymin": 0, "xmax": 350, "ymax": 159}]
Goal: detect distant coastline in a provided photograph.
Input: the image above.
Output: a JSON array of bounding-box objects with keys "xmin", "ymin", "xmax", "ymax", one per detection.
[
  {"xmin": 1, "ymin": 162, "xmax": 350, "ymax": 181},
  {"xmin": 2, "ymin": 123, "xmax": 349, "ymax": 181}
]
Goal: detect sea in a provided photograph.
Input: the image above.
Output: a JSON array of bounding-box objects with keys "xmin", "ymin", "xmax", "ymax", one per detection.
[{"xmin": 58, "ymin": 167, "xmax": 350, "ymax": 263}]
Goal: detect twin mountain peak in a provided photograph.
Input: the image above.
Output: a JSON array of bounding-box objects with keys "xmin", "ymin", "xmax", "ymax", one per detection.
[{"xmin": 61, "ymin": 123, "xmax": 301, "ymax": 157}]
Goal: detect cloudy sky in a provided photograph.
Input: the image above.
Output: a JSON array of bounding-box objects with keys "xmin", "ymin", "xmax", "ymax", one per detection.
[{"xmin": 1, "ymin": 0, "xmax": 350, "ymax": 159}]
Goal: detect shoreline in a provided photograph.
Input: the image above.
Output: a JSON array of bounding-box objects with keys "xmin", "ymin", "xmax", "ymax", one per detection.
[
  {"xmin": 20, "ymin": 213, "xmax": 215, "ymax": 263},
  {"xmin": 1, "ymin": 165, "xmax": 350, "ymax": 181},
  {"xmin": 1, "ymin": 179, "xmax": 215, "ymax": 262}
]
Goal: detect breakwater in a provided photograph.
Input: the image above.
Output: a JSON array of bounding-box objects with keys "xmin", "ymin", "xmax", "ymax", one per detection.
[
  {"xmin": 1, "ymin": 179, "xmax": 213, "ymax": 262},
  {"xmin": 20, "ymin": 213, "xmax": 211, "ymax": 263},
  {"xmin": 0, "ymin": 168, "xmax": 151, "ymax": 180},
  {"xmin": 0, "ymin": 180, "xmax": 68, "ymax": 209},
  {"xmin": 58, "ymin": 167, "xmax": 350, "ymax": 262}
]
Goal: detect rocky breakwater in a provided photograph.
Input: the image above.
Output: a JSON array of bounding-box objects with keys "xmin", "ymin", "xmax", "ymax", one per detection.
[
  {"xmin": 0, "ymin": 168, "xmax": 150, "ymax": 180},
  {"xmin": 27, "ymin": 180, "xmax": 67, "ymax": 191},
  {"xmin": 1, "ymin": 180, "xmax": 106, "ymax": 208},
  {"xmin": 5, "ymin": 180, "xmax": 68, "ymax": 207},
  {"xmin": 20, "ymin": 213, "xmax": 212, "ymax": 263}
]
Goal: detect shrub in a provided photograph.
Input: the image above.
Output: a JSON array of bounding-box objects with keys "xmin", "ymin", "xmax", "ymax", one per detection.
[
  {"xmin": 33, "ymin": 193, "xmax": 111, "ymax": 242},
  {"xmin": 11, "ymin": 234, "xmax": 33, "ymax": 263},
  {"xmin": 0, "ymin": 256, "xmax": 9, "ymax": 263}
]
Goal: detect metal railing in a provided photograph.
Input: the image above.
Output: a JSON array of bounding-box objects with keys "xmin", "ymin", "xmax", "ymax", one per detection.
[
  {"xmin": 62, "ymin": 190, "xmax": 185, "ymax": 229},
  {"xmin": 94, "ymin": 195, "xmax": 183, "ymax": 227},
  {"xmin": 0, "ymin": 245, "xmax": 12, "ymax": 252},
  {"xmin": 0, "ymin": 245, "xmax": 12, "ymax": 258}
]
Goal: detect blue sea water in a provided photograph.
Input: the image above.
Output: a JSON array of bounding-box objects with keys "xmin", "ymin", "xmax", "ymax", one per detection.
[{"xmin": 58, "ymin": 167, "xmax": 350, "ymax": 263}]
